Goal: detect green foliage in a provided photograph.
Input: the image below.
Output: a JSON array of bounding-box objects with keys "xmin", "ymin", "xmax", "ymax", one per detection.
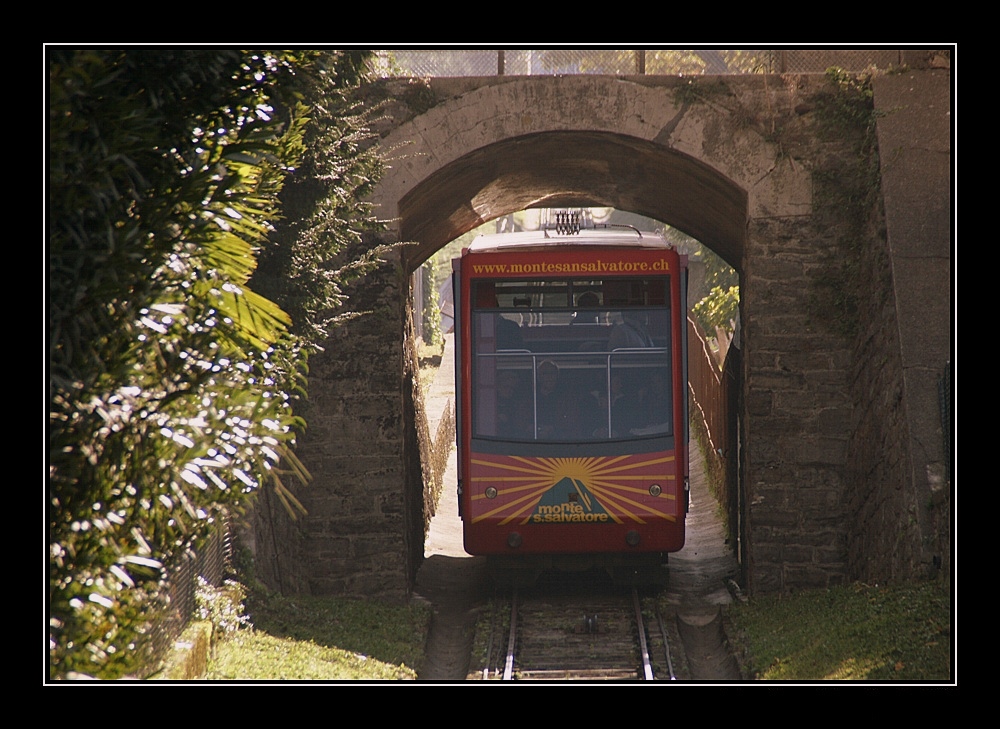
[
  {"xmin": 729, "ymin": 580, "xmax": 952, "ymax": 681},
  {"xmin": 420, "ymin": 259, "xmax": 443, "ymax": 347},
  {"xmin": 195, "ymin": 577, "xmax": 251, "ymax": 636},
  {"xmin": 250, "ymin": 50, "xmax": 393, "ymax": 348},
  {"xmin": 48, "ymin": 49, "xmax": 382, "ymax": 680},
  {"xmin": 818, "ymin": 67, "xmax": 880, "ymax": 144},
  {"xmin": 807, "ymin": 69, "xmax": 885, "ymax": 341},
  {"xmin": 693, "ymin": 286, "xmax": 740, "ymax": 334},
  {"xmin": 659, "ymin": 224, "xmax": 739, "ymax": 336},
  {"xmin": 673, "ymin": 77, "xmax": 735, "ymax": 107}
]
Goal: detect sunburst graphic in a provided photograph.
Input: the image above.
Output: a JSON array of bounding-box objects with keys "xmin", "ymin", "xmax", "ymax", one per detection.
[{"xmin": 469, "ymin": 453, "xmax": 677, "ymax": 526}]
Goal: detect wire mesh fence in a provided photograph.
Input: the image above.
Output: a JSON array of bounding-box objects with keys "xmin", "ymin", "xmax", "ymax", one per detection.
[
  {"xmin": 373, "ymin": 49, "xmax": 910, "ymax": 77},
  {"xmin": 138, "ymin": 519, "xmax": 232, "ymax": 677},
  {"xmin": 939, "ymin": 363, "xmax": 951, "ymax": 480}
]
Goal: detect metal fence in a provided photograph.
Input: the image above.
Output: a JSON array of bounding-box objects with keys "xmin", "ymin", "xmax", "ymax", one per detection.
[
  {"xmin": 687, "ymin": 316, "xmax": 742, "ymax": 568},
  {"xmin": 139, "ymin": 520, "xmax": 231, "ymax": 677},
  {"xmin": 373, "ymin": 49, "xmax": 910, "ymax": 78},
  {"xmin": 688, "ymin": 317, "xmax": 729, "ymax": 456},
  {"xmin": 939, "ymin": 362, "xmax": 952, "ymax": 480}
]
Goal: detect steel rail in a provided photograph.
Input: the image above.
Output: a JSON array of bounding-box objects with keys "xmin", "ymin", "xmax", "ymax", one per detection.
[
  {"xmin": 502, "ymin": 587, "xmax": 519, "ymax": 681},
  {"xmin": 655, "ymin": 605, "xmax": 677, "ymax": 680},
  {"xmin": 632, "ymin": 588, "xmax": 654, "ymax": 680}
]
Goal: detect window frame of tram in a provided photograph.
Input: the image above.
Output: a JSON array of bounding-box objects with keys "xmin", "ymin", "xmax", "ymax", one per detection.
[{"xmin": 471, "ymin": 277, "xmax": 674, "ymax": 443}]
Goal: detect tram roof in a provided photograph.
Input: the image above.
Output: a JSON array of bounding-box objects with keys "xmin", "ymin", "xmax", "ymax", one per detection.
[{"xmin": 466, "ymin": 228, "xmax": 671, "ymax": 253}]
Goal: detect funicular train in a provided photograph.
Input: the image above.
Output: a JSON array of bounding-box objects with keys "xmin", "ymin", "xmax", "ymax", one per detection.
[{"xmin": 451, "ymin": 219, "xmax": 690, "ymax": 584}]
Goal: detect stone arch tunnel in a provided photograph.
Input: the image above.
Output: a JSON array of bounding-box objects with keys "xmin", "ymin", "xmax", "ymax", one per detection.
[
  {"xmin": 248, "ymin": 66, "xmax": 952, "ymax": 600},
  {"xmin": 395, "ymin": 130, "xmax": 747, "ymax": 273}
]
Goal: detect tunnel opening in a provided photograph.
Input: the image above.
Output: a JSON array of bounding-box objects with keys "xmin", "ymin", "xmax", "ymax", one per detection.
[
  {"xmin": 392, "ymin": 130, "xmax": 750, "ymax": 593},
  {"xmin": 408, "ymin": 207, "xmax": 743, "ymax": 579}
]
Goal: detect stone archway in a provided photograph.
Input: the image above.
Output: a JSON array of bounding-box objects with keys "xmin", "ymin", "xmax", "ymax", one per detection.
[
  {"xmin": 394, "ymin": 130, "xmax": 747, "ymax": 273},
  {"xmin": 370, "ymin": 76, "xmax": 790, "ymax": 598},
  {"xmin": 254, "ymin": 70, "xmax": 949, "ymax": 600}
]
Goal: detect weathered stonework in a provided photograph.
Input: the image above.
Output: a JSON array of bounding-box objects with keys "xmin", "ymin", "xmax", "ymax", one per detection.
[
  {"xmin": 246, "ymin": 241, "xmax": 418, "ymax": 602},
  {"xmin": 843, "ymin": 70, "xmax": 952, "ymax": 586},
  {"xmin": 250, "ymin": 60, "xmax": 951, "ymax": 600}
]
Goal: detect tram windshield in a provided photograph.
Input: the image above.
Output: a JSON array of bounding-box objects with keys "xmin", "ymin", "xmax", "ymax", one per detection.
[{"xmin": 471, "ymin": 277, "xmax": 673, "ymax": 443}]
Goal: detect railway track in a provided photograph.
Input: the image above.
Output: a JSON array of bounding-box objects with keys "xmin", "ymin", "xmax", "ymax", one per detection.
[{"xmin": 478, "ymin": 573, "xmax": 678, "ymax": 681}]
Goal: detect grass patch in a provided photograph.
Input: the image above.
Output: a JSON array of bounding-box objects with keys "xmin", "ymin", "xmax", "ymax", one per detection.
[
  {"xmin": 728, "ymin": 580, "xmax": 952, "ymax": 681},
  {"xmin": 204, "ymin": 585, "xmax": 431, "ymax": 681}
]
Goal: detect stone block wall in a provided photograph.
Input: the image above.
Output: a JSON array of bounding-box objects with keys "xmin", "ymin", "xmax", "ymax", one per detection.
[
  {"xmin": 248, "ymin": 243, "xmax": 421, "ymax": 602},
  {"xmin": 244, "ymin": 62, "xmax": 951, "ymax": 601},
  {"xmin": 742, "ymin": 214, "xmax": 854, "ymax": 593},
  {"xmin": 842, "ymin": 68, "xmax": 952, "ymax": 585},
  {"xmin": 740, "ymin": 65, "xmax": 951, "ymax": 593}
]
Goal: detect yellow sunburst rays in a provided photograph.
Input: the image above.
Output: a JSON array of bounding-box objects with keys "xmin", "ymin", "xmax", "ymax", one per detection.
[
  {"xmin": 585, "ymin": 454, "xmax": 678, "ymax": 524},
  {"xmin": 469, "ymin": 456, "xmax": 561, "ymax": 525},
  {"xmin": 469, "ymin": 454, "xmax": 677, "ymax": 525}
]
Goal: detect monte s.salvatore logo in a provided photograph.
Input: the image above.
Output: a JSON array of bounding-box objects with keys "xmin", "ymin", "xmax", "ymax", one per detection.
[
  {"xmin": 469, "ymin": 454, "xmax": 678, "ymax": 526},
  {"xmin": 532, "ymin": 477, "xmax": 611, "ymax": 523}
]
